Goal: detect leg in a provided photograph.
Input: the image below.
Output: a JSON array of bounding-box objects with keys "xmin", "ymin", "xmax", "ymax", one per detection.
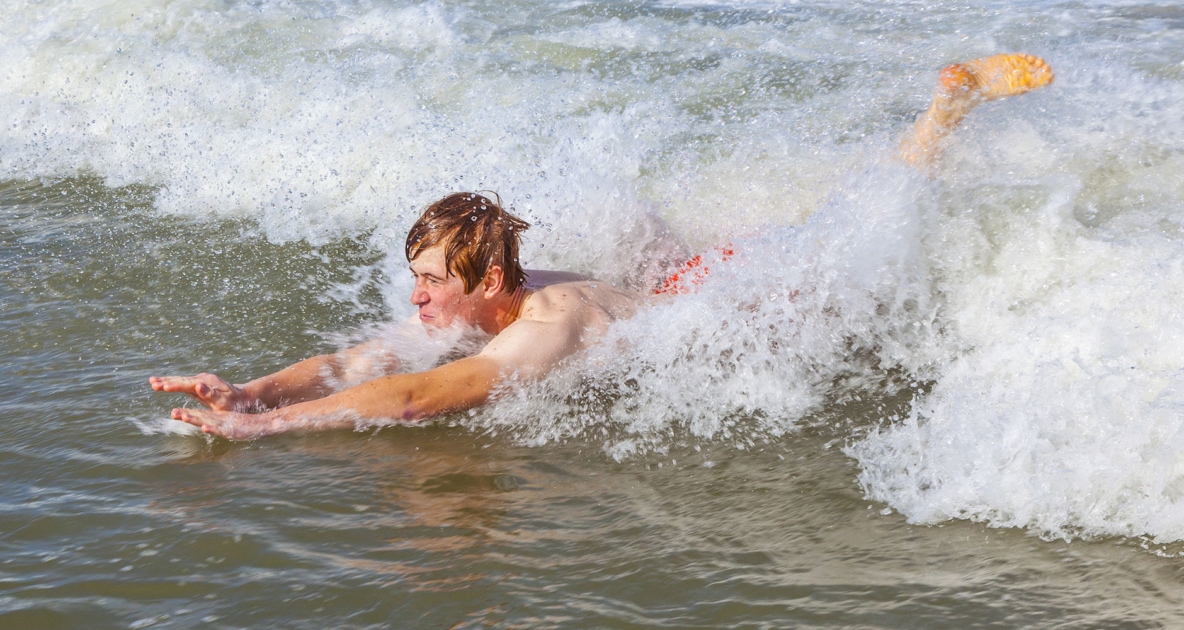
[{"xmin": 898, "ymin": 53, "xmax": 1054, "ymax": 168}]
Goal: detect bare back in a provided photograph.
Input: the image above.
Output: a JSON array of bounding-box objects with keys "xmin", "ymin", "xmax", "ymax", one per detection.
[{"xmin": 475, "ymin": 271, "xmax": 645, "ymax": 380}]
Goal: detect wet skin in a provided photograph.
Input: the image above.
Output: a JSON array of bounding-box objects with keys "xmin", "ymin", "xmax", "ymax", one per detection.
[{"xmin": 152, "ymin": 53, "xmax": 1055, "ymax": 438}]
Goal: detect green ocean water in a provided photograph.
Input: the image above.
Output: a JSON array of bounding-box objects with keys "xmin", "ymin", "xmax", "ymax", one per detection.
[
  {"xmin": 4, "ymin": 180, "xmax": 1184, "ymax": 627},
  {"xmin": 6, "ymin": 0, "xmax": 1184, "ymax": 626}
]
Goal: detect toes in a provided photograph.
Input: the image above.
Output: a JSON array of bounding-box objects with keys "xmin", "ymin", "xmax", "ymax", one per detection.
[{"xmin": 959, "ymin": 53, "xmax": 1055, "ymax": 100}]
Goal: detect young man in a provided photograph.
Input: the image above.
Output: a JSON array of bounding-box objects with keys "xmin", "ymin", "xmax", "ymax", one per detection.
[{"xmin": 151, "ymin": 53, "xmax": 1053, "ymax": 439}]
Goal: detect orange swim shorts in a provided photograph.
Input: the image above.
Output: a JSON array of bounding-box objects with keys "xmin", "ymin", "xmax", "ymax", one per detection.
[{"xmin": 653, "ymin": 246, "xmax": 734, "ymax": 295}]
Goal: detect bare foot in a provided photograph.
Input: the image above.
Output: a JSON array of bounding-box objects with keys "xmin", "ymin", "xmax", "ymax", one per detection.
[
  {"xmin": 899, "ymin": 53, "xmax": 1054, "ymax": 167},
  {"xmin": 150, "ymin": 373, "xmax": 257, "ymax": 411},
  {"xmin": 172, "ymin": 407, "xmax": 280, "ymax": 440},
  {"xmin": 935, "ymin": 53, "xmax": 1054, "ymax": 117}
]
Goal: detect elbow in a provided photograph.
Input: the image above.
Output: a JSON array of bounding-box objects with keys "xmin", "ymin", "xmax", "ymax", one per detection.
[
  {"xmin": 398, "ymin": 404, "xmax": 432, "ymax": 422},
  {"xmin": 397, "ymin": 388, "xmax": 478, "ymax": 422},
  {"xmin": 397, "ymin": 391, "xmax": 440, "ymax": 422},
  {"xmin": 350, "ymin": 376, "xmax": 441, "ymax": 423}
]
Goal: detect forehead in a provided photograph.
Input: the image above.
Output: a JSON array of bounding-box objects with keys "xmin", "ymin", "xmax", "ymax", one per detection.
[{"xmin": 409, "ymin": 245, "xmax": 448, "ymax": 274}]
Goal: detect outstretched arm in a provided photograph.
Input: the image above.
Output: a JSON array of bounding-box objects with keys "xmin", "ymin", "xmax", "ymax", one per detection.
[
  {"xmin": 897, "ymin": 53, "xmax": 1054, "ymax": 168},
  {"xmin": 172, "ymin": 315, "xmax": 583, "ymax": 439},
  {"xmin": 172, "ymin": 354, "xmax": 503, "ymax": 439},
  {"xmin": 150, "ymin": 336, "xmax": 404, "ymax": 412}
]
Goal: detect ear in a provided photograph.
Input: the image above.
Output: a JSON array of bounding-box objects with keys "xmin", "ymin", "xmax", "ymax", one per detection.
[{"xmin": 481, "ymin": 265, "xmax": 505, "ymax": 299}]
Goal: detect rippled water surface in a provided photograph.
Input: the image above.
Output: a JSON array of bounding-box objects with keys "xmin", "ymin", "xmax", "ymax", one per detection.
[{"xmin": 5, "ymin": 0, "xmax": 1184, "ymax": 627}]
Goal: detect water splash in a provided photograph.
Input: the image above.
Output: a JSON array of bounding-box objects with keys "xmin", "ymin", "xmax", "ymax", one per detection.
[{"xmin": 9, "ymin": 0, "xmax": 1184, "ymax": 542}]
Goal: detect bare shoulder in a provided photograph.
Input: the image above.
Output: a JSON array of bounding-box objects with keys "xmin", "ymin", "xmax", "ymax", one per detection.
[
  {"xmin": 478, "ymin": 280, "xmax": 644, "ymax": 378},
  {"xmin": 521, "ymin": 280, "xmax": 644, "ymax": 325},
  {"xmin": 523, "ymin": 268, "xmax": 590, "ymax": 288}
]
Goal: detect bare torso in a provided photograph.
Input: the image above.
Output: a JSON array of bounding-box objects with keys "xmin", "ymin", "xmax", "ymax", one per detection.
[
  {"xmin": 522, "ymin": 278, "xmax": 643, "ymax": 346},
  {"xmin": 474, "ymin": 270, "xmax": 646, "ymax": 379}
]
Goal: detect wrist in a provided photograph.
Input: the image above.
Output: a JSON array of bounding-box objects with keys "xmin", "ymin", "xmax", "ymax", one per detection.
[{"xmin": 237, "ymin": 381, "xmax": 269, "ymax": 410}]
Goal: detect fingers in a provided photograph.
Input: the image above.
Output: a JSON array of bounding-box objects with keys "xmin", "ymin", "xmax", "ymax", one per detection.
[
  {"xmin": 150, "ymin": 374, "xmax": 209, "ymax": 393},
  {"xmin": 173, "ymin": 407, "xmax": 228, "ymax": 438},
  {"xmin": 172, "ymin": 407, "xmax": 273, "ymax": 441},
  {"xmin": 173, "ymin": 407, "xmax": 201, "ymax": 429},
  {"xmin": 150, "ymin": 373, "xmax": 243, "ymax": 411},
  {"xmin": 149, "ymin": 375, "xmax": 179, "ymax": 392},
  {"xmin": 173, "ymin": 407, "xmax": 203, "ymax": 426}
]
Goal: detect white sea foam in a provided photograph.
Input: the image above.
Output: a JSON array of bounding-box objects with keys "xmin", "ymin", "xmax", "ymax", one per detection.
[
  {"xmin": 848, "ymin": 63, "xmax": 1184, "ymax": 541},
  {"xmin": 474, "ymin": 163, "xmax": 943, "ymax": 457},
  {"xmin": 8, "ymin": 1, "xmax": 1184, "ymax": 541},
  {"xmin": 129, "ymin": 414, "xmax": 202, "ymax": 437}
]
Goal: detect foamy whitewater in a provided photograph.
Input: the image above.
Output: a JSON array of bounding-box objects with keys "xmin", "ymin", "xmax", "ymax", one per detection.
[{"xmin": 6, "ymin": 0, "xmax": 1184, "ymax": 548}]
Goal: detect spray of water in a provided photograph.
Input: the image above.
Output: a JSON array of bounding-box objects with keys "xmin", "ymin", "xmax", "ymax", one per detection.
[{"xmin": 8, "ymin": 0, "xmax": 1184, "ymax": 541}]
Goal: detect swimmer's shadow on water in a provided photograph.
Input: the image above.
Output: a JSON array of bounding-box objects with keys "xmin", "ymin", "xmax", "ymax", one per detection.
[{"xmin": 147, "ymin": 426, "xmax": 536, "ymax": 540}]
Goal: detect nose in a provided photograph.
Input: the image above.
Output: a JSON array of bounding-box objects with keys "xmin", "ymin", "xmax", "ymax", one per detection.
[{"xmin": 410, "ymin": 280, "xmax": 429, "ymax": 306}]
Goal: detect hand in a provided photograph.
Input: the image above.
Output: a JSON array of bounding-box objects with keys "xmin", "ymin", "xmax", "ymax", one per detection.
[
  {"xmin": 172, "ymin": 407, "xmax": 280, "ymax": 440},
  {"xmin": 149, "ymin": 373, "xmax": 258, "ymax": 412}
]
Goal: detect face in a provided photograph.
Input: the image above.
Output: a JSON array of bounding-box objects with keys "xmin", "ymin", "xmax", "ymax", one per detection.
[{"xmin": 409, "ymin": 245, "xmax": 484, "ymax": 331}]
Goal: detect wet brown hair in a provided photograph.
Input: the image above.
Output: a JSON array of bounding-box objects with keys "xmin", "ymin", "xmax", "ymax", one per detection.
[{"xmin": 405, "ymin": 192, "xmax": 530, "ymax": 294}]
